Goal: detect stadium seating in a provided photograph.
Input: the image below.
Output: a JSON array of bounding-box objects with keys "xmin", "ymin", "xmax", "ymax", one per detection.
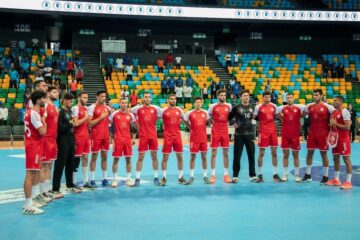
[
  {"xmin": 225, "ymin": 0, "xmax": 295, "ymax": 9},
  {"xmin": 322, "ymin": 0, "xmax": 360, "ymax": 10}
]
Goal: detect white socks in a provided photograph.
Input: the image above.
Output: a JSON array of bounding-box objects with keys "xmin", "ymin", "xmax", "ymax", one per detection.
[
  {"xmin": 347, "ymin": 174, "xmax": 352, "ymax": 182},
  {"xmin": 294, "ymin": 167, "xmax": 299, "ymax": 176},
  {"xmin": 203, "ymin": 169, "xmax": 208, "ymax": 178},
  {"xmin": 32, "ymin": 184, "xmax": 40, "ymax": 198},
  {"xmin": 45, "ymin": 180, "xmax": 51, "ymax": 192},
  {"xmin": 162, "ymin": 170, "xmax": 167, "ymax": 178},
  {"xmin": 306, "ymin": 165, "xmax": 312, "ymax": 175},
  {"xmin": 90, "ymin": 171, "xmax": 95, "ymax": 181},
  {"xmin": 82, "ymin": 167, "xmax": 89, "ymax": 183},
  {"xmin": 258, "ymin": 167, "xmax": 262, "ymax": 175},
  {"xmin": 153, "ymin": 171, "xmax": 158, "ymax": 178},
  {"xmin": 283, "ymin": 167, "xmax": 288, "ymax": 176},
  {"xmin": 178, "ymin": 170, "xmax": 183, "ymax": 179},
  {"xmin": 273, "ymin": 166, "xmax": 278, "ymax": 175},
  {"xmin": 334, "ymin": 171, "xmax": 340, "ymax": 180},
  {"xmin": 127, "ymin": 172, "xmax": 131, "ymax": 180},
  {"xmin": 323, "ymin": 167, "xmax": 329, "ymax": 177},
  {"xmin": 136, "ymin": 171, "xmax": 141, "ymax": 179},
  {"xmin": 211, "ymin": 169, "xmax": 215, "ymax": 176},
  {"xmin": 102, "ymin": 171, "xmax": 107, "ymax": 180},
  {"xmin": 224, "ymin": 168, "xmax": 229, "ymax": 176},
  {"xmin": 113, "ymin": 172, "xmax": 118, "ymax": 181},
  {"xmin": 190, "ymin": 169, "xmax": 194, "ymax": 178},
  {"xmin": 24, "ymin": 198, "xmax": 32, "ymax": 208}
]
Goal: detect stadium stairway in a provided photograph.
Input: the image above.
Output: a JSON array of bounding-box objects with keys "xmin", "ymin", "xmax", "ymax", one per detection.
[
  {"xmin": 82, "ymin": 54, "xmax": 105, "ymax": 103},
  {"xmin": 206, "ymin": 57, "xmax": 232, "ymax": 85}
]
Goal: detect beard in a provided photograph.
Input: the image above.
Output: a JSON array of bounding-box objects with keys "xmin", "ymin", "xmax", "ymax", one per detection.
[{"xmin": 39, "ymin": 101, "xmax": 46, "ymax": 107}]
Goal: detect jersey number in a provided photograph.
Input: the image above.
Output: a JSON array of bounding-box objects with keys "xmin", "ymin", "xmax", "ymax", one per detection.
[{"xmin": 24, "ymin": 121, "xmax": 31, "ymax": 138}]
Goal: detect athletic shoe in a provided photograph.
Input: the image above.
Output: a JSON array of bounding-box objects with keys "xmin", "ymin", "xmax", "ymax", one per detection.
[
  {"xmin": 326, "ymin": 178, "xmax": 341, "ymax": 186},
  {"xmin": 154, "ymin": 177, "xmax": 160, "ymax": 186},
  {"xmin": 160, "ymin": 177, "xmax": 167, "ymax": 186},
  {"xmin": 203, "ymin": 176, "xmax": 211, "ymax": 184},
  {"xmin": 255, "ymin": 174, "xmax": 264, "ymax": 183},
  {"xmin": 41, "ymin": 193, "xmax": 52, "ymax": 203},
  {"xmin": 223, "ymin": 175, "xmax": 232, "ymax": 183},
  {"xmin": 89, "ymin": 180, "xmax": 97, "ymax": 188},
  {"xmin": 111, "ymin": 179, "xmax": 118, "ymax": 188},
  {"xmin": 249, "ymin": 176, "xmax": 258, "ymax": 182},
  {"xmin": 320, "ymin": 176, "xmax": 329, "ymax": 185},
  {"xmin": 33, "ymin": 196, "xmax": 48, "ymax": 207},
  {"xmin": 187, "ymin": 177, "xmax": 194, "ymax": 185},
  {"xmin": 209, "ymin": 175, "xmax": 216, "ymax": 184},
  {"xmin": 73, "ymin": 184, "xmax": 83, "ymax": 190},
  {"xmin": 273, "ymin": 174, "xmax": 284, "ymax": 183},
  {"xmin": 232, "ymin": 177, "xmax": 239, "ymax": 183},
  {"xmin": 178, "ymin": 177, "xmax": 188, "ymax": 185},
  {"xmin": 134, "ymin": 178, "xmax": 141, "ymax": 187},
  {"xmin": 126, "ymin": 179, "xmax": 134, "ymax": 187},
  {"xmin": 49, "ymin": 191, "xmax": 64, "ymax": 200},
  {"xmin": 295, "ymin": 175, "xmax": 302, "ymax": 182},
  {"xmin": 340, "ymin": 181, "xmax": 352, "ymax": 190},
  {"xmin": 282, "ymin": 175, "xmax": 288, "ymax": 182},
  {"xmin": 23, "ymin": 206, "xmax": 44, "ymax": 215},
  {"xmin": 83, "ymin": 182, "xmax": 95, "ymax": 190},
  {"xmin": 102, "ymin": 179, "xmax": 110, "ymax": 187},
  {"xmin": 300, "ymin": 174, "xmax": 312, "ymax": 183},
  {"xmin": 66, "ymin": 187, "xmax": 82, "ymax": 193}
]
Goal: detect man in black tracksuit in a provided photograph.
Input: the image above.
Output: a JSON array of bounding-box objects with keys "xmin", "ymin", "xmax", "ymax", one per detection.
[
  {"xmin": 228, "ymin": 90, "xmax": 257, "ymax": 183},
  {"xmin": 52, "ymin": 93, "xmax": 81, "ymax": 194}
]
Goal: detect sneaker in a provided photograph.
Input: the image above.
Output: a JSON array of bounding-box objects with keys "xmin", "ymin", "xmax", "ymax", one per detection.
[
  {"xmin": 255, "ymin": 174, "xmax": 264, "ymax": 183},
  {"xmin": 282, "ymin": 174, "xmax": 288, "ymax": 182},
  {"xmin": 326, "ymin": 178, "xmax": 341, "ymax": 186},
  {"xmin": 66, "ymin": 187, "xmax": 82, "ymax": 193},
  {"xmin": 301, "ymin": 174, "xmax": 312, "ymax": 183},
  {"xmin": 187, "ymin": 177, "xmax": 194, "ymax": 185},
  {"xmin": 89, "ymin": 180, "xmax": 97, "ymax": 188},
  {"xmin": 295, "ymin": 175, "xmax": 301, "ymax": 182},
  {"xmin": 111, "ymin": 179, "xmax": 118, "ymax": 188},
  {"xmin": 154, "ymin": 177, "xmax": 160, "ymax": 186},
  {"xmin": 49, "ymin": 191, "xmax": 64, "ymax": 200},
  {"xmin": 73, "ymin": 183, "xmax": 83, "ymax": 190},
  {"xmin": 178, "ymin": 177, "xmax": 188, "ymax": 185},
  {"xmin": 160, "ymin": 177, "xmax": 167, "ymax": 186},
  {"xmin": 203, "ymin": 176, "xmax": 211, "ymax": 184},
  {"xmin": 23, "ymin": 206, "xmax": 44, "ymax": 215},
  {"xmin": 126, "ymin": 179, "xmax": 134, "ymax": 187},
  {"xmin": 134, "ymin": 178, "xmax": 141, "ymax": 187},
  {"xmin": 32, "ymin": 197, "xmax": 47, "ymax": 208},
  {"xmin": 249, "ymin": 176, "xmax": 258, "ymax": 182},
  {"xmin": 44, "ymin": 191, "xmax": 54, "ymax": 199},
  {"xmin": 320, "ymin": 176, "xmax": 329, "ymax": 185},
  {"xmin": 340, "ymin": 181, "xmax": 353, "ymax": 190},
  {"xmin": 209, "ymin": 175, "xmax": 216, "ymax": 184},
  {"xmin": 41, "ymin": 193, "xmax": 52, "ymax": 203},
  {"xmin": 232, "ymin": 177, "xmax": 239, "ymax": 183},
  {"xmin": 102, "ymin": 179, "xmax": 110, "ymax": 187},
  {"xmin": 223, "ymin": 175, "xmax": 232, "ymax": 183},
  {"xmin": 83, "ymin": 182, "xmax": 96, "ymax": 190},
  {"xmin": 273, "ymin": 174, "xmax": 284, "ymax": 183}
]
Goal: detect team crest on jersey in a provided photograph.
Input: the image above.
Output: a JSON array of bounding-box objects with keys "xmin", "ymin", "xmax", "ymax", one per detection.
[
  {"xmin": 141, "ymin": 110, "xmax": 145, "ymax": 114},
  {"xmin": 117, "ymin": 115, "xmax": 121, "ymax": 119},
  {"xmin": 150, "ymin": 109, "xmax": 154, "ymax": 113},
  {"xmin": 175, "ymin": 111, "xmax": 179, "ymax": 115},
  {"xmin": 201, "ymin": 114, "xmax": 205, "ymax": 118},
  {"xmin": 126, "ymin": 116, "xmax": 130, "ymax": 120},
  {"xmin": 270, "ymin": 108, "xmax": 274, "ymax": 112},
  {"xmin": 294, "ymin": 109, "xmax": 298, "ymax": 112},
  {"xmin": 285, "ymin": 109, "xmax": 289, "ymax": 113},
  {"xmin": 320, "ymin": 108, "xmax": 324, "ymax": 111},
  {"xmin": 249, "ymin": 109, "xmax": 253, "ymax": 112},
  {"xmin": 337, "ymin": 114, "xmax": 341, "ymax": 119},
  {"xmin": 225, "ymin": 108, "xmax": 229, "ymax": 112}
]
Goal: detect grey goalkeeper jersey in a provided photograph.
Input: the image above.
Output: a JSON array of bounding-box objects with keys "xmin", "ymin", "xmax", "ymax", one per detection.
[{"xmin": 228, "ymin": 103, "xmax": 256, "ymax": 137}]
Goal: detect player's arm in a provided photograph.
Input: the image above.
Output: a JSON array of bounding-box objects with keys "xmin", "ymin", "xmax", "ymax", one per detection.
[
  {"xmin": 330, "ymin": 110, "xmax": 351, "ymax": 130},
  {"xmin": 276, "ymin": 106, "xmax": 283, "ymax": 122},
  {"xmin": 253, "ymin": 105, "xmax": 260, "ymax": 120},
  {"xmin": 32, "ymin": 111, "xmax": 47, "ymax": 136},
  {"xmin": 228, "ymin": 106, "xmax": 237, "ymax": 126},
  {"xmin": 208, "ymin": 104, "xmax": 214, "ymax": 125}
]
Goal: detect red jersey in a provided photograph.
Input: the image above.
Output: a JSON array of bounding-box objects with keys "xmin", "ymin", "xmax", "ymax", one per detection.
[
  {"xmin": 160, "ymin": 107, "xmax": 184, "ymax": 138},
  {"xmin": 24, "ymin": 109, "xmax": 43, "ymax": 145},
  {"xmin": 130, "ymin": 95, "xmax": 138, "ymax": 106},
  {"xmin": 110, "ymin": 110, "xmax": 136, "ymax": 140},
  {"xmin": 208, "ymin": 103, "xmax": 232, "ymax": 135},
  {"xmin": 44, "ymin": 103, "xmax": 58, "ymax": 140},
  {"xmin": 332, "ymin": 108, "xmax": 351, "ymax": 139},
  {"xmin": 254, "ymin": 103, "xmax": 277, "ymax": 134},
  {"xmin": 277, "ymin": 104, "xmax": 306, "ymax": 138},
  {"xmin": 131, "ymin": 105, "xmax": 162, "ymax": 139},
  {"xmin": 184, "ymin": 109, "xmax": 209, "ymax": 143},
  {"xmin": 72, "ymin": 105, "xmax": 89, "ymax": 139},
  {"xmin": 305, "ymin": 102, "xmax": 334, "ymax": 136},
  {"xmin": 88, "ymin": 103, "xmax": 111, "ymax": 140}
]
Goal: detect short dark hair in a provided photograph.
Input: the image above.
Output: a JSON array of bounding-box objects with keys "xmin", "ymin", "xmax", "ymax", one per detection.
[
  {"xmin": 63, "ymin": 93, "xmax": 74, "ymax": 100},
  {"xmin": 263, "ymin": 91, "xmax": 271, "ymax": 97},
  {"xmin": 194, "ymin": 97, "xmax": 203, "ymax": 102},
  {"xmin": 47, "ymin": 86, "xmax": 58, "ymax": 92},
  {"xmin": 313, "ymin": 88, "xmax": 323, "ymax": 95},
  {"xmin": 335, "ymin": 95, "xmax": 345, "ymax": 102},
  {"xmin": 96, "ymin": 90, "xmax": 107, "ymax": 96},
  {"xmin": 120, "ymin": 97, "xmax": 128, "ymax": 101},
  {"xmin": 217, "ymin": 89, "xmax": 226, "ymax": 96},
  {"xmin": 33, "ymin": 79, "xmax": 45, "ymax": 89},
  {"xmin": 30, "ymin": 90, "xmax": 46, "ymax": 105},
  {"xmin": 143, "ymin": 92, "xmax": 152, "ymax": 97},
  {"xmin": 77, "ymin": 91, "xmax": 88, "ymax": 98},
  {"xmin": 240, "ymin": 90, "xmax": 250, "ymax": 96},
  {"xmin": 168, "ymin": 94, "xmax": 176, "ymax": 99},
  {"xmin": 286, "ymin": 92, "xmax": 293, "ymax": 96}
]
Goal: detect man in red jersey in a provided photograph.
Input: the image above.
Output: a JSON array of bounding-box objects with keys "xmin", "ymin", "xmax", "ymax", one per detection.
[
  {"xmin": 301, "ymin": 89, "xmax": 334, "ymax": 184},
  {"xmin": 131, "ymin": 92, "xmax": 162, "ymax": 186},
  {"xmin": 72, "ymin": 91, "xmax": 92, "ymax": 189},
  {"xmin": 110, "ymin": 98, "xmax": 136, "ymax": 187},
  {"xmin": 88, "ymin": 90, "xmax": 112, "ymax": 188},
  {"xmin": 326, "ymin": 96, "xmax": 353, "ymax": 190},
  {"xmin": 253, "ymin": 91, "xmax": 282, "ymax": 183},
  {"xmin": 208, "ymin": 89, "xmax": 232, "ymax": 184},
  {"xmin": 276, "ymin": 93, "xmax": 306, "ymax": 182},
  {"xmin": 159, "ymin": 94, "xmax": 188, "ymax": 186},
  {"xmin": 184, "ymin": 97, "xmax": 211, "ymax": 184},
  {"xmin": 23, "ymin": 90, "xmax": 47, "ymax": 215}
]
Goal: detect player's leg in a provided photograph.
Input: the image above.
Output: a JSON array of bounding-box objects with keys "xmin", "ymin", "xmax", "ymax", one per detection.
[
  {"xmin": 52, "ymin": 144, "xmax": 68, "ymax": 196},
  {"xmin": 210, "ymin": 148, "xmax": 218, "ymax": 183},
  {"xmin": 255, "ymin": 148, "xmax": 265, "ymax": 182},
  {"xmin": 135, "ymin": 152, "xmax": 145, "ymax": 186},
  {"xmin": 271, "ymin": 146, "xmax": 282, "ymax": 182},
  {"xmin": 125, "ymin": 157, "xmax": 132, "ymax": 186},
  {"xmin": 282, "ymin": 149, "xmax": 290, "ymax": 181},
  {"xmin": 232, "ymin": 135, "xmax": 244, "ymax": 183},
  {"xmin": 188, "ymin": 153, "xmax": 196, "ymax": 184},
  {"xmin": 89, "ymin": 152, "xmax": 99, "ymax": 187},
  {"xmin": 23, "ymin": 170, "xmax": 43, "ymax": 214},
  {"xmin": 149, "ymin": 138, "xmax": 160, "ymax": 185},
  {"xmin": 100, "ymin": 138, "xmax": 110, "ymax": 186},
  {"xmin": 244, "ymin": 135, "xmax": 257, "ymax": 181},
  {"xmin": 73, "ymin": 157, "xmax": 81, "ymax": 187},
  {"xmin": 292, "ymin": 150, "xmax": 301, "ymax": 182},
  {"xmin": 161, "ymin": 153, "xmax": 170, "ymax": 186},
  {"xmin": 176, "ymin": 152, "xmax": 187, "ymax": 184},
  {"xmin": 319, "ymin": 150, "xmax": 330, "ymax": 184},
  {"xmin": 301, "ymin": 150, "xmax": 314, "ymax": 182},
  {"xmin": 111, "ymin": 157, "xmax": 120, "ymax": 187},
  {"xmin": 65, "ymin": 143, "xmax": 81, "ymax": 193},
  {"xmin": 201, "ymin": 151, "xmax": 210, "ymax": 184},
  {"xmin": 327, "ymin": 154, "xmax": 341, "ymax": 186},
  {"xmin": 341, "ymin": 155, "xmax": 352, "ymax": 190},
  {"xmin": 222, "ymin": 147, "xmax": 232, "ymax": 183},
  {"xmin": 82, "ymin": 154, "xmax": 91, "ymax": 188}
]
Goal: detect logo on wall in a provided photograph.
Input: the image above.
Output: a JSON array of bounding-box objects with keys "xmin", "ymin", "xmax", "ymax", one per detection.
[{"xmin": 42, "ymin": 1, "xmax": 50, "ymax": 9}]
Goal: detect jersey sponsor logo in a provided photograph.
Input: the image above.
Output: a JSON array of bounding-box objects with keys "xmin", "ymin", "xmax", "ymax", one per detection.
[
  {"xmin": 150, "ymin": 109, "xmax": 154, "ymax": 113},
  {"xmin": 320, "ymin": 107, "xmax": 324, "ymax": 111},
  {"xmin": 126, "ymin": 116, "xmax": 130, "ymax": 120}
]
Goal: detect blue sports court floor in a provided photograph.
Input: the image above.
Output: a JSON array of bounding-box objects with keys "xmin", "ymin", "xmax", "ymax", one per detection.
[{"xmin": 0, "ymin": 143, "xmax": 359, "ymax": 240}]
